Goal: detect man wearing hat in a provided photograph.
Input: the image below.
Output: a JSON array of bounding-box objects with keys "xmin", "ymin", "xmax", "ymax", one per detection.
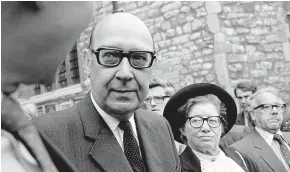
[{"xmin": 164, "ymin": 83, "xmax": 260, "ymax": 172}]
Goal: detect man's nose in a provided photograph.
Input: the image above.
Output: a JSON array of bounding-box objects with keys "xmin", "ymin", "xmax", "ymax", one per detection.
[
  {"xmin": 200, "ymin": 120, "xmax": 211, "ymax": 131},
  {"xmin": 115, "ymin": 58, "xmax": 133, "ymax": 82},
  {"xmin": 271, "ymin": 106, "xmax": 279, "ymax": 115},
  {"xmin": 241, "ymin": 98, "xmax": 246, "ymax": 103},
  {"xmin": 150, "ymin": 99, "xmax": 157, "ymax": 107}
]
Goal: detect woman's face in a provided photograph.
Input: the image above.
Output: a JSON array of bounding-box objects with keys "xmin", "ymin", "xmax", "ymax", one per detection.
[{"xmin": 181, "ymin": 103, "xmax": 223, "ymax": 155}]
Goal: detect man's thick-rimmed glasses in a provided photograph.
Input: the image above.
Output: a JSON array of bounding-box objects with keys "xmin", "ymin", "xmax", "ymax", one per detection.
[
  {"xmin": 91, "ymin": 47, "xmax": 156, "ymax": 69},
  {"xmin": 144, "ymin": 96, "xmax": 170, "ymax": 105},
  {"xmin": 187, "ymin": 116, "xmax": 223, "ymax": 128},
  {"xmin": 253, "ymin": 104, "xmax": 286, "ymax": 113}
]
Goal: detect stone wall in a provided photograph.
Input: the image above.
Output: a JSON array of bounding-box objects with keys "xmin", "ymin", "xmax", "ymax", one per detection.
[{"xmin": 77, "ymin": 1, "xmax": 290, "ymax": 103}]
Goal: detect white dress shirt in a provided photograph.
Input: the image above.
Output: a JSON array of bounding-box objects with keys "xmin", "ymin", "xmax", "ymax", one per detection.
[
  {"xmin": 255, "ymin": 126, "xmax": 290, "ymax": 172},
  {"xmin": 90, "ymin": 93, "xmax": 140, "ymax": 151},
  {"xmin": 192, "ymin": 148, "xmax": 245, "ymax": 172}
]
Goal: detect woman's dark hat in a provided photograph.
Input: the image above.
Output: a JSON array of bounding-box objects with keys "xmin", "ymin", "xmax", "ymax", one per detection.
[{"xmin": 163, "ymin": 83, "xmax": 237, "ymax": 143}]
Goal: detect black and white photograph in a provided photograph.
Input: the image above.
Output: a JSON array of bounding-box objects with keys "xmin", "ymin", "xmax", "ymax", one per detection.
[{"xmin": 2, "ymin": 1, "xmax": 290, "ymax": 172}]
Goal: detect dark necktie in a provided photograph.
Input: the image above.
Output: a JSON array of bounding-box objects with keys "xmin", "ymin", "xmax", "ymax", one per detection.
[
  {"xmin": 1, "ymin": 94, "xmax": 58, "ymax": 172},
  {"xmin": 119, "ymin": 120, "xmax": 144, "ymax": 172},
  {"xmin": 273, "ymin": 134, "xmax": 290, "ymax": 166}
]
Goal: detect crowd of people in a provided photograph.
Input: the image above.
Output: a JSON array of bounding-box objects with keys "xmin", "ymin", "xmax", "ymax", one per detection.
[{"xmin": 2, "ymin": 2, "xmax": 289, "ymax": 172}]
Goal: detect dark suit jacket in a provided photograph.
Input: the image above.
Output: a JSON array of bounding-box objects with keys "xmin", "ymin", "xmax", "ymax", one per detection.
[
  {"xmin": 39, "ymin": 130, "xmax": 79, "ymax": 172},
  {"xmin": 230, "ymin": 130, "xmax": 289, "ymax": 172},
  {"xmin": 33, "ymin": 94, "xmax": 180, "ymax": 172},
  {"xmin": 179, "ymin": 146, "xmax": 259, "ymax": 172},
  {"xmin": 219, "ymin": 125, "xmax": 252, "ymax": 148},
  {"xmin": 283, "ymin": 132, "xmax": 290, "ymax": 142}
]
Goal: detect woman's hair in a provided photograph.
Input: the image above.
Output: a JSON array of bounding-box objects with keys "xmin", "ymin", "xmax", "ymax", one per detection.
[{"xmin": 178, "ymin": 94, "xmax": 228, "ymax": 133}]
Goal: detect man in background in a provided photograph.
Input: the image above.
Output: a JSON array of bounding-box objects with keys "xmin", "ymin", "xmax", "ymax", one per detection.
[
  {"xmin": 2, "ymin": 2, "xmax": 93, "ymax": 172},
  {"xmin": 231, "ymin": 87, "xmax": 290, "ymax": 172},
  {"xmin": 144, "ymin": 77, "xmax": 175, "ymax": 116},
  {"xmin": 234, "ymin": 81, "xmax": 257, "ymax": 126},
  {"xmin": 143, "ymin": 77, "xmax": 186, "ymax": 154},
  {"xmin": 220, "ymin": 81, "xmax": 257, "ymax": 148}
]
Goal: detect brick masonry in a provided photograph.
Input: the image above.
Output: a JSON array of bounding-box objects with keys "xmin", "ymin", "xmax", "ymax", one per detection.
[{"xmin": 77, "ymin": 1, "xmax": 290, "ymax": 105}]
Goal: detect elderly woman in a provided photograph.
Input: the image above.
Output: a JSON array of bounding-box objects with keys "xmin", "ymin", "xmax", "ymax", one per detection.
[{"xmin": 164, "ymin": 83, "xmax": 260, "ymax": 172}]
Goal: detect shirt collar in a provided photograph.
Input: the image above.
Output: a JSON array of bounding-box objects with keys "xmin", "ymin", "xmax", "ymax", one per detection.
[
  {"xmin": 255, "ymin": 126, "xmax": 283, "ymax": 145},
  {"xmin": 90, "ymin": 92, "xmax": 135, "ymax": 132},
  {"xmin": 191, "ymin": 148, "xmax": 222, "ymax": 162}
]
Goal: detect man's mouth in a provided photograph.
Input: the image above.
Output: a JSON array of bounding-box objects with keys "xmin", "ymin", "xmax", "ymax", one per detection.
[
  {"xmin": 199, "ymin": 136, "xmax": 214, "ymax": 139},
  {"xmin": 110, "ymin": 89, "xmax": 136, "ymax": 98},
  {"xmin": 111, "ymin": 89, "xmax": 136, "ymax": 93},
  {"xmin": 269, "ymin": 118, "xmax": 279, "ymax": 122}
]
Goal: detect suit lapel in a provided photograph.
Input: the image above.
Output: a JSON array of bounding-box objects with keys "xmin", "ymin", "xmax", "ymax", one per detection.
[
  {"xmin": 282, "ymin": 132, "xmax": 290, "ymax": 146},
  {"xmin": 39, "ymin": 131, "xmax": 78, "ymax": 172},
  {"xmin": 135, "ymin": 110, "xmax": 163, "ymax": 172},
  {"xmin": 78, "ymin": 93, "xmax": 133, "ymax": 172},
  {"xmin": 252, "ymin": 131, "xmax": 288, "ymax": 172},
  {"xmin": 89, "ymin": 127, "xmax": 133, "ymax": 172},
  {"xmin": 179, "ymin": 147, "xmax": 201, "ymax": 172}
]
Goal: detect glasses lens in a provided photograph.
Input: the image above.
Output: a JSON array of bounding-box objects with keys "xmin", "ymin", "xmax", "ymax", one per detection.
[
  {"xmin": 99, "ymin": 49, "xmax": 122, "ymax": 66},
  {"xmin": 144, "ymin": 97, "xmax": 152, "ymax": 105},
  {"xmin": 190, "ymin": 117, "xmax": 203, "ymax": 128},
  {"xmin": 275, "ymin": 104, "xmax": 286, "ymax": 112},
  {"xmin": 130, "ymin": 52, "xmax": 152, "ymax": 68},
  {"xmin": 208, "ymin": 116, "xmax": 221, "ymax": 128},
  {"xmin": 261, "ymin": 104, "xmax": 273, "ymax": 112},
  {"xmin": 153, "ymin": 96, "xmax": 164, "ymax": 104}
]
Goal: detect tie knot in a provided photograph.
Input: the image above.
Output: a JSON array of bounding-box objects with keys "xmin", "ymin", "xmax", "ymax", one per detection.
[
  {"xmin": 273, "ymin": 134, "xmax": 283, "ymax": 144},
  {"xmin": 119, "ymin": 120, "xmax": 132, "ymax": 131}
]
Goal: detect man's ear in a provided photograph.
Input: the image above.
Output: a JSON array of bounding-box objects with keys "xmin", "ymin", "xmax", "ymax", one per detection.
[
  {"xmin": 152, "ymin": 58, "xmax": 157, "ymax": 66},
  {"xmin": 249, "ymin": 111, "xmax": 255, "ymax": 121},
  {"xmin": 83, "ymin": 48, "xmax": 91, "ymax": 78},
  {"xmin": 84, "ymin": 48, "xmax": 91, "ymax": 67}
]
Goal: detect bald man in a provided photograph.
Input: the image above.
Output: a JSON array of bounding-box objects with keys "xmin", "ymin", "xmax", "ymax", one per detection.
[
  {"xmin": 2, "ymin": 2, "xmax": 93, "ymax": 172},
  {"xmin": 33, "ymin": 13, "xmax": 181, "ymax": 172}
]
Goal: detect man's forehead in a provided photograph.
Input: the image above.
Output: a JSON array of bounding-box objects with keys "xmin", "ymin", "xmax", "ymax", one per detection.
[
  {"xmin": 91, "ymin": 13, "xmax": 153, "ymax": 50},
  {"xmin": 91, "ymin": 36, "xmax": 153, "ymax": 51},
  {"xmin": 148, "ymin": 86, "xmax": 166, "ymax": 96},
  {"xmin": 255, "ymin": 92, "xmax": 283, "ymax": 104},
  {"xmin": 236, "ymin": 89, "xmax": 253, "ymax": 96}
]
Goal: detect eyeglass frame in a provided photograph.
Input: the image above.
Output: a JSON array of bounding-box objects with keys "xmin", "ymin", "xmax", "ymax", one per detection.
[
  {"xmin": 186, "ymin": 116, "xmax": 225, "ymax": 128},
  {"xmin": 253, "ymin": 103, "xmax": 286, "ymax": 113},
  {"xmin": 91, "ymin": 47, "xmax": 156, "ymax": 69},
  {"xmin": 144, "ymin": 95, "xmax": 170, "ymax": 105}
]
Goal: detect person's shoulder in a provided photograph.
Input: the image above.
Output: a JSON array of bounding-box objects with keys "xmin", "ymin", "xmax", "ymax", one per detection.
[
  {"xmin": 35, "ymin": 104, "xmax": 78, "ymax": 119},
  {"xmin": 136, "ymin": 109, "xmax": 165, "ymax": 121},
  {"xmin": 32, "ymin": 104, "xmax": 79, "ymax": 129},
  {"xmin": 282, "ymin": 131, "xmax": 290, "ymax": 138},
  {"xmin": 230, "ymin": 132, "xmax": 254, "ymax": 149},
  {"xmin": 282, "ymin": 132, "xmax": 290, "ymax": 143},
  {"xmin": 135, "ymin": 109, "xmax": 172, "ymax": 131}
]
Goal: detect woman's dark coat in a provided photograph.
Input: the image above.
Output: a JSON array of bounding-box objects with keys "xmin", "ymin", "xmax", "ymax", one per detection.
[{"xmin": 179, "ymin": 146, "xmax": 260, "ymax": 172}]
